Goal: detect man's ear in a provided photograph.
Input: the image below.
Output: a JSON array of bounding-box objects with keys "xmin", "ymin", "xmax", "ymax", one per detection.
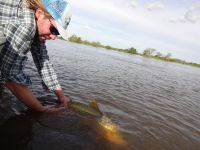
[{"xmin": 35, "ymin": 8, "xmax": 44, "ymax": 20}]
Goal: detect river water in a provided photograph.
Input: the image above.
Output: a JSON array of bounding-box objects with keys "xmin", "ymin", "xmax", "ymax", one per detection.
[{"xmin": 0, "ymin": 39, "xmax": 200, "ymax": 150}]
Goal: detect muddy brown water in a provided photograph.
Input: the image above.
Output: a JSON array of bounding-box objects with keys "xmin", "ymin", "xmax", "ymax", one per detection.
[{"xmin": 0, "ymin": 40, "xmax": 200, "ymax": 150}]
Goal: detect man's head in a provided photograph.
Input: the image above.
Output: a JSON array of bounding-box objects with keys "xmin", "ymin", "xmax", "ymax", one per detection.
[{"xmin": 27, "ymin": 0, "xmax": 71, "ymax": 41}]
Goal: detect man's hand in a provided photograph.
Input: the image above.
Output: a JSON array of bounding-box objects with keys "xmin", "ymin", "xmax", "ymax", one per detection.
[
  {"xmin": 5, "ymin": 81, "xmax": 69, "ymax": 113},
  {"xmin": 58, "ymin": 95, "xmax": 71, "ymax": 108},
  {"xmin": 43, "ymin": 106, "xmax": 65, "ymax": 113},
  {"xmin": 54, "ymin": 87, "xmax": 71, "ymax": 108}
]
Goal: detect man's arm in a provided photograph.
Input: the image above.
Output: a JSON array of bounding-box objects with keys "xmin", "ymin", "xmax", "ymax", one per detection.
[
  {"xmin": 54, "ymin": 87, "xmax": 71, "ymax": 107},
  {"xmin": 5, "ymin": 80, "xmax": 64, "ymax": 112},
  {"xmin": 31, "ymin": 40, "xmax": 70, "ymax": 106}
]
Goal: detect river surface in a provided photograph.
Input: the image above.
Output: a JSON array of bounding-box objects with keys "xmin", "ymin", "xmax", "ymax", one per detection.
[{"xmin": 0, "ymin": 39, "xmax": 200, "ymax": 150}]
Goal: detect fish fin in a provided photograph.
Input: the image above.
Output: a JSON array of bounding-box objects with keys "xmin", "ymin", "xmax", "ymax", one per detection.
[{"xmin": 89, "ymin": 99, "xmax": 101, "ymax": 111}]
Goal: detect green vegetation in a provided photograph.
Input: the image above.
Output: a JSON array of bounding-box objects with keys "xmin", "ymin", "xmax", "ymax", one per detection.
[
  {"xmin": 140, "ymin": 48, "xmax": 200, "ymax": 67},
  {"xmin": 60, "ymin": 35, "xmax": 200, "ymax": 68},
  {"xmin": 123, "ymin": 47, "xmax": 137, "ymax": 54},
  {"xmin": 68, "ymin": 35, "xmax": 137, "ymax": 54}
]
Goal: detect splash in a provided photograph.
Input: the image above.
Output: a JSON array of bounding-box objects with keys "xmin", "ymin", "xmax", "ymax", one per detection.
[
  {"xmin": 98, "ymin": 115, "xmax": 127, "ymax": 145},
  {"xmin": 99, "ymin": 116, "xmax": 118, "ymax": 132}
]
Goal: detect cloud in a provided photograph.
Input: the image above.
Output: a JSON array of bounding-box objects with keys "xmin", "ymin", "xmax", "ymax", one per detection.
[
  {"xmin": 68, "ymin": 0, "xmax": 200, "ymax": 61},
  {"xmin": 146, "ymin": 2, "xmax": 164, "ymax": 11},
  {"xmin": 83, "ymin": 25, "xmax": 93, "ymax": 30},
  {"xmin": 184, "ymin": 1, "xmax": 200, "ymax": 23},
  {"xmin": 170, "ymin": 1, "xmax": 200, "ymax": 24},
  {"xmin": 130, "ymin": 0, "xmax": 139, "ymax": 8}
]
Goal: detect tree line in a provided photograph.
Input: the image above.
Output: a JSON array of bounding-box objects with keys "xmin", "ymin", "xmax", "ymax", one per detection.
[
  {"xmin": 58, "ymin": 35, "xmax": 200, "ymax": 68},
  {"xmin": 67, "ymin": 35, "xmax": 137, "ymax": 54}
]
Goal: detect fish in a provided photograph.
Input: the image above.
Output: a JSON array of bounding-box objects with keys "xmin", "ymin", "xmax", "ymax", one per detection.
[
  {"xmin": 65, "ymin": 99, "xmax": 127, "ymax": 145},
  {"xmin": 67, "ymin": 99, "xmax": 103, "ymax": 118},
  {"xmin": 98, "ymin": 116, "xmax": 127, "ymax": 145}
]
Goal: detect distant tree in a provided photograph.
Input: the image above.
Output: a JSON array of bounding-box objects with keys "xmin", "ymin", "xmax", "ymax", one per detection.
[
  {"xmin": 164, "ymin": 53, "xmax": 172, "ymax": 60},
  {"xmin": 68, "ymin": 35, "xmax": 77, "ymax": 41},
  {"xmin": 76, "ymin": 37, "xmax": 82, "ymax": 43},
  {"xmin": 143, "ymin": 48, "xmax": 156, "ymax": 56},
  {"xmin": 91, "ymin": 41, "xmax": 101, "ymax": 47},
  {"xmin": 83, "ymin": 40, "xmax": 90, "ymax": 45},
  {"xmin": 68, "ymin": 35, "xmax": 82, "ymax": 43},
  {"xmin": 105, "ymin": 45, "xmax": 112, "ymax": 49},
  {"xmin": 155, "ymin": 52, "xmax": 163, "ymax": 58},
  {"xmin": 125, "ymin": 47, "xmax": 137, "ymax": 54}
]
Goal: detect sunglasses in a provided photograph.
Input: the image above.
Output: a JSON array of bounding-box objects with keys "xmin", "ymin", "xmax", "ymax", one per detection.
[{"xmin": 50, "ymin": 26, "xmax": 60, "ymax": 35}]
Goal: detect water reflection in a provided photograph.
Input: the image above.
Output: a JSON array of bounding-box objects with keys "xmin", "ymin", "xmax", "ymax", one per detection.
[
  {"xmin": 0, "ymin": 113, "xmax": 32, "ymax": 150},
  {"xmin": 0, "ymin": 40, "xmax": 200, "ymax": 150}
]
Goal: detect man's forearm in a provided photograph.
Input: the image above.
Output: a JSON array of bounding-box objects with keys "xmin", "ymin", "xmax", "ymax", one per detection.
[
  {"xmin": 54, "ymin": 86, "xmax": 65, "ymax": 99},
  {"xmin": 54, "ymin": 86, "xmax": 71, "ymax": 107},
  {"xmin": 5, "ymin": 81, "xmax": 45, "ymax": 111}
]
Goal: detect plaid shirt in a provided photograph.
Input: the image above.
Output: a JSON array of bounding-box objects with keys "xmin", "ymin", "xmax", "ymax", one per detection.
[{"xmin": 0, "ymin": 0, "xmax": 61, "ymax": 91}]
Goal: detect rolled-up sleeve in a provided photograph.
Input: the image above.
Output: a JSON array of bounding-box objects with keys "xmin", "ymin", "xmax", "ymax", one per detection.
[
  {"xmin": 3, "ymin": 4, "xmax": 36, "ymax": 56},
  {"xmin": 0, "ymin": 23, "xmax": 35, "ymax": 85},
  {"xmin": 0, "ymin": 0, "xmax": 39, "ymax": 86},
  {"xmin": 30, "ymin": 40, "xmax": 61, "ymax": 91},
  {"xmin": 4, "ymin": 23, "xmax": 35, "ymax": 56}
]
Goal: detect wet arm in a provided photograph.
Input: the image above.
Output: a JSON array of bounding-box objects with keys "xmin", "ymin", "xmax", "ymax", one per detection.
[
  {"xmin": 5, "ymin": 81, "xmax": 65, "ymax": 112},
  {"xmin": 5, "ymin": 81, "xmax": 45, "ymax": 111},
  {"xmin": 31, "ymin": 41, "xmax": 70, "ymax": 105}
]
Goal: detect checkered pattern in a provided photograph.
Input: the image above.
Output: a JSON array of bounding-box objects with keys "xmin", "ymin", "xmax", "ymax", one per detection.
[{"xmin": 0, "ymin": 0, "xmax": 61, "ymax": 91}]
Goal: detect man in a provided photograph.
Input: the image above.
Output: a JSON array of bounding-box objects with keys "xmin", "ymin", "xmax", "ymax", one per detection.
[{"xmin": 0, "ymin": 0, "xmax": 72, "ymax": 112}]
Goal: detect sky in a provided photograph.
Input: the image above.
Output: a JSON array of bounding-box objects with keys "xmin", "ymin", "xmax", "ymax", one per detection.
[{"xmin": 67, "ymin": 0, "xmax": 200, "ymax": 63}]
